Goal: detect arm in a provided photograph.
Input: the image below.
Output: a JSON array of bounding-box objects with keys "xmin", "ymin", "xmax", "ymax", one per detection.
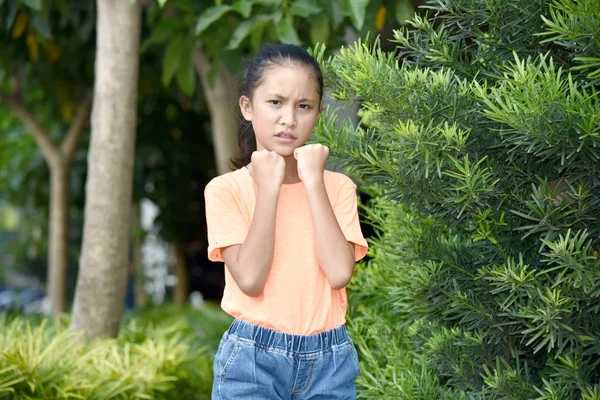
[
  {"xmin": 220, "ymin": 149, "xmax": 285, "ymax": 297},
  {"xmin": 221, "ymin": 186, "xmax": 279, "ymax": 297},
  {"xmin": 304, "ymin": 179, "xmax": 356, "ymax": 289}
]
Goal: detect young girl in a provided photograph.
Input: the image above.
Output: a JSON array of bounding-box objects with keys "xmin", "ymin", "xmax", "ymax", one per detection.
[{"xmin": 204, "ymin": 43, "xmax": 368, "ymax": 400}]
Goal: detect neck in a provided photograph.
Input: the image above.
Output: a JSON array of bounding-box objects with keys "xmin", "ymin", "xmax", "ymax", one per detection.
[{"xmin": 282, "ymin": 155, "xmax": 300, "ymax": 184}]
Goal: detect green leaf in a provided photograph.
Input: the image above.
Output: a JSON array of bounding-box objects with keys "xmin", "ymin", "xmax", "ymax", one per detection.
[
  {"xmin": 320, "ymin": 0, "xmax": 343, "ymax": 30},
  {"xmin": 157, "ymin": 0, "xmax": 168, "ymax": 7},
  {"xmin": 19, "ymin": 0, "xmax": 42, "ymax": 11},
  {"xmin": 227, "ymin": 15, "xmax": 272, "ymax": 50},
  {"xmin": 164, "ymin": 0, "xmax": 193, "ymax": 12},
  {"xmin": 341, "ymin": 0, "xmax": 368, "ymax": 30},
  {"xmin": 275, "ymin": 15, "xmax": 301, "ymax": 45},
  {"xmin": 162, "ymin": 34, "xmax": 187, "ymax": 87},
  {"xmin": 195, "ymin": 5, "xmax": 232, "ymax": 35},
  {"xmin": 232, "ymin": 0, "xmax": 252, "ymax": 18},
  {"xmin": 310, "ymin": 14, "xmax": 329, "ymax": 45},
  {"xmin": 175, "ymin": 37, "xmax": 197, "ymax": 95},
  {"xmin": 394, "ymin": 0, "xmax": 414, "ymax": 25},
  {"xmin": 252, "ymin": 0, "xmax": 279, "ymax": 5},
  {"xmin": 142, "ymin": 18, "xmax": 182, "ymax": 51},
  {"xmin": 5, "ymin": 1, "xmax": 18, "ymax": 28},
  {"xmin": 250, "ymin": 23, "xmax": 267, "ymax": 53},
  {"xmin": 291, "ymin": 0, "xmax": 321, "ymax": 18},
  {"xmin": 221, "ymin": 50, "xmax": 243, "ymax": 75},
  {"xmin": 176, "ymin": 63, "xmax": 196, "ymax": 96},
  {"xmin": 30, "ymin": 14, "xmax": 51, "ymax": 39}
]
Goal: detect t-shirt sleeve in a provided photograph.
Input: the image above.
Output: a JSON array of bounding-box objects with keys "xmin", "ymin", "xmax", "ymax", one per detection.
[
  {"xmin": 204, "ymin": 183, "xmax": 248, "ymax": 262},
  {"xmin": 334, "ymin": 176, "xmax": 368, "ymax": 261}
]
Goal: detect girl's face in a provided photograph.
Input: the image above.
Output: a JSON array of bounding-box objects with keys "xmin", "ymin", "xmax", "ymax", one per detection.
[{"xmin": 239, "ymin": 64, "xmax": 322, "ymax": 158}]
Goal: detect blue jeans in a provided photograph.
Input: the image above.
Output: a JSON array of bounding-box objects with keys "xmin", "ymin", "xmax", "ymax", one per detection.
[{"xmin": 212, "ymin": 319, "xmax": 360, "ymax": 399}]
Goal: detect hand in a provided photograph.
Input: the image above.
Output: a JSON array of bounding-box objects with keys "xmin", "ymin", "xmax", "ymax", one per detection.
[
  {"xmin": 250, "ymin": 149, "xmax": 285, "ymax": 191},
  {"xmin": 294, "ymin": 144, "xmax": 329, "ymax": 185}
]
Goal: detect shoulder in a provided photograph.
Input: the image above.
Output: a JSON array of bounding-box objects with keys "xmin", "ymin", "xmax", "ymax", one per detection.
[
  {"xmin": 205, "ymin": 168, "xmax": 250, "ymax": 193},
  {"xmin": 324, "ymin": 170, "xmax": 357, "ymax": 190}
]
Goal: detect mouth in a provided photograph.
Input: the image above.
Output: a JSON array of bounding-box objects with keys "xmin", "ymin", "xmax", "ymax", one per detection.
[{"xmin": 274, "ymin": 131, "xmax": 297, "ymax": 140}]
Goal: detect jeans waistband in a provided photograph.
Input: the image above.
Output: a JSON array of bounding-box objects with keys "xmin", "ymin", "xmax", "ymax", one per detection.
[{"xmin": 226, "ymin": 319, "xmax": 350, "ymax": 354}]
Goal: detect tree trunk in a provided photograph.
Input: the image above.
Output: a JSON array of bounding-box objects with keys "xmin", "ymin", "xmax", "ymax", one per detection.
[
  {"xmin": 131, "ymin": 201, "xmax": 146, "ymax": 308},
  {"xmin": 194, "ymin": 46, "xmax": 240, "ymax": 174},
  {"xmin": 70, "ymin": 0, "xmax": 142, "ymax": 339},
  {"xmin": 0, "ymin": 84, "xmax": 92, "ymax": 319},
  {"xmin": 47, "ymin": 161, "xmax": 68, "ymax": 315},
  {"xmin": 173, "ymin": 242, "xmax": 189, "ymax": 308}
]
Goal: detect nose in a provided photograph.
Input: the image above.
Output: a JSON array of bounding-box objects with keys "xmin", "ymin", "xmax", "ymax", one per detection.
[{"xmin": 279, "ymin": 105, "xmax": 296, "ymax": 128}]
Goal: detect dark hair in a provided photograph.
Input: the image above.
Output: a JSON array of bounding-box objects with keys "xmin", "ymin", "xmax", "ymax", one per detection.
[{"xmin": 232, "ymin": 43, "xmax": 324, "ymax": 169}]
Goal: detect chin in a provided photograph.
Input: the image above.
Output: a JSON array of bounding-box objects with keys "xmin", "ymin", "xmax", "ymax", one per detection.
[{"xmin": 271, "ymin": 146, "xmax": 296, "ymax": 157}]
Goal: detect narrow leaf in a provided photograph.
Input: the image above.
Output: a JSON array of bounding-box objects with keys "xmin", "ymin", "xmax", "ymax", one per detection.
[{"xmin": 195, "ymin": 5, "xmax": 232, "ymax": 35}]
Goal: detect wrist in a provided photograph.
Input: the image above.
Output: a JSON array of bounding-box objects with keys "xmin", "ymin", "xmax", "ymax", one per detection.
[
  {"xmin": 257, "ymin": 184, "xmax": 281, "ymax": 197},
  {"xmin": 302, "ymin": 175, "xmax": 325, "ymax": 189}
]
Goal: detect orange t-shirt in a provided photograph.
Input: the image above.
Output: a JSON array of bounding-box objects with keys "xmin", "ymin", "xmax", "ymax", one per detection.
[{"xmin": 204, "ymin": 167, "xmax": 368, "ymax": 335}]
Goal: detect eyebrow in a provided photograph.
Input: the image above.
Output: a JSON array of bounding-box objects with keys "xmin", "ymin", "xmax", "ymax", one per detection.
[{"xmin": 267, "ymin": 94, "xmax": 316, "ymax": 103}]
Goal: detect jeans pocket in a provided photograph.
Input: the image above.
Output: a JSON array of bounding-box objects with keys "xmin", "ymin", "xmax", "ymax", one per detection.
[
  {"xmin": 348, "ymin": 341, "xmax": 361, "ymax": 375},
  {"xmin": 219, "ymin": 337, "xmax": 242, "ymax": 381}
]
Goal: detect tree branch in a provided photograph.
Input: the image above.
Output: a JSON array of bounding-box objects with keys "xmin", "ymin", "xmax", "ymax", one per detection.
[
  {"xmin": 0, "ymin": 91, "xmax": 59, "ymax": 163},
  {"xmin": 193, "ymin": 45, "xmax": 214, "ymax": 103},
  {"xmin": 193, "ymin": 45, "xmax": 237, "ymax": 110},
  {"xmin": 61, "ymin": 90, "xmax": 93, "ymax": 162}
]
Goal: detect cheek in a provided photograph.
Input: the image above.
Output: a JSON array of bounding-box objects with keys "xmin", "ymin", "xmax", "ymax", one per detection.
[{"xmin": 253, "ymin": 107, "xmax": 276, "ymax": 123}]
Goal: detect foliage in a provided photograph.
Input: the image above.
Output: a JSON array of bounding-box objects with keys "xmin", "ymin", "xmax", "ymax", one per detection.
[
  {"xmin": 0, "ymin": 0, "xmax": 95, "ymax": 290},
  {"xmin": 142, "ymin": 0, "xmax": 414, "ymax": 96},
  {"xmin": 0, "ymin": 305, "xmax": 231, "ymax": 399},
  {"xmin": 314, "ymin": 0, "xmax": 600, "ymax": 398},
  {"xmin": 0, "ymin": 0, "xmax": 95, "ymax": 121}
]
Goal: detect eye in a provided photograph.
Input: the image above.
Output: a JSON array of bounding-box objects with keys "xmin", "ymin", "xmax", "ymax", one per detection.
[
  {"xmin": 269, "ymin": 100, "xmax": 281, "ymax": 106},
  {"xmin": 298, "ymin": 104, "xmax": 311, "ymax": 109}
]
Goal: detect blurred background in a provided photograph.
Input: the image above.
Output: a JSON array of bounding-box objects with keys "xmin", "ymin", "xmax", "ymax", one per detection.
[{"xmin": 0, "ymin": 0, "xmax": 418, "ymax": 317}]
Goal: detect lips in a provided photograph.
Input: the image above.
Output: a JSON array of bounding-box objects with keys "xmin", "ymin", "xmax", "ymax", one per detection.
[{"xmin": 275, "ymin": 131, "xmax": 297, "ymax": 140}]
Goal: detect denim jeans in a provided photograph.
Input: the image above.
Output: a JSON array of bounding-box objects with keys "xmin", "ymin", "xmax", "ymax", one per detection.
[{"xmin": 212, "ymin": 319, "xmax": 360, "ymax": 399}]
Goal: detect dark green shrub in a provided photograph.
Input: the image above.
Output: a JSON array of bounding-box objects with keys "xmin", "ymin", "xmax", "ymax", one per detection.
[{"xmin": 314, "ymin": 0, "xmax": 600, "ymax": 398}]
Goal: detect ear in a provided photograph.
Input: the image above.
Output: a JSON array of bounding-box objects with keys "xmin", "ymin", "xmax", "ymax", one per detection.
[
  {"xmin": 239, "ymin": 96, "xmax": 253, "ymax": 121},
  {"xmin": 317, "ymin": 105, "xmax": 324, "ymax": 118}
]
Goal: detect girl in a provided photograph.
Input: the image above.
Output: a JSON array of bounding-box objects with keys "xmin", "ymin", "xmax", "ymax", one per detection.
[{"xmin": 204, "ymin": 43, "xmax": 368, "ymax": 400}]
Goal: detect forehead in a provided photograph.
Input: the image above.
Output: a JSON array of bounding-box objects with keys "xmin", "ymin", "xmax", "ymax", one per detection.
[{"xmin": 255, "ymin": 64, "xmax": 320, "ymax": 100}]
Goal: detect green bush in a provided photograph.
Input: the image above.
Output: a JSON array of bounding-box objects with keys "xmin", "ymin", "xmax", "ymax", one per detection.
[
  {"xmin": 314, "ymin": 0, "xmax": 600, "ymax": 398},
  {"xmin": 0, "ymin": 305, "xmax": 231, "ymax": 399}
]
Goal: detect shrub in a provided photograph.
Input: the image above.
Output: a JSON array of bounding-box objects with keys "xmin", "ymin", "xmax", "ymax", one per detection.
[
  {"xmin": 0, "ymin": 305, "xmax": 231, "ymax": 399},
  {"xmin": 314, "ymin": 0, "xmax": 600, "ymax": 398}
]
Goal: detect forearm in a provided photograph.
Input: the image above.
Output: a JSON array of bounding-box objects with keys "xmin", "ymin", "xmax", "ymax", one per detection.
[
  {"xmin": 305, "ymin": 179, "xmax": 355, "ymax": 289},
  {"xmin": 230, "ymin": 188, "xmax": 279, "ymax": 296}
]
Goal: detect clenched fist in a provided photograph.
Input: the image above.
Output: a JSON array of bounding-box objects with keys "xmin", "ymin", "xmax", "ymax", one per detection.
[
  {"xmin": 250, "ymin": 149, "xmax": 285, "ymax": 191},
  {"xmin": 293, "ymin": 144, "xmax": 329, "ymax": 185}
]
